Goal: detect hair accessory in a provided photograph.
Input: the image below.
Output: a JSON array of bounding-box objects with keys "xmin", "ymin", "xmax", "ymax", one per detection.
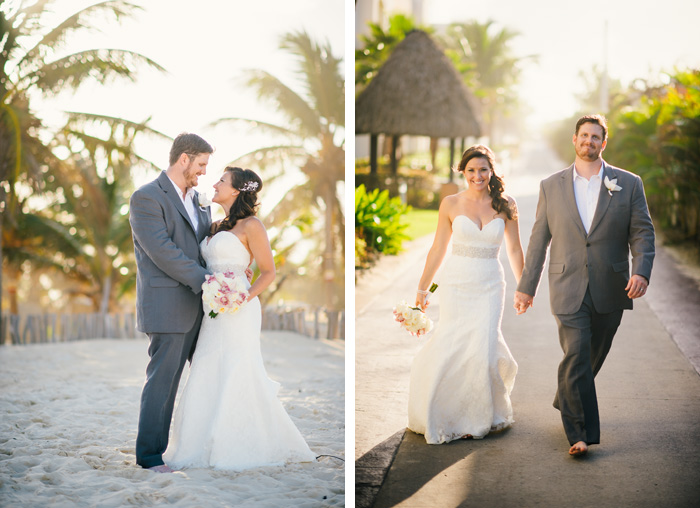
[{"xmin": 239, "ymin": 181, "xmax": 259, "ymax": 192}]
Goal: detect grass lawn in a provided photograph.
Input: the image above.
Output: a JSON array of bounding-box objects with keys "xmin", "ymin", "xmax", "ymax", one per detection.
[{"xmin": 403, "ymin": 209, "xmax": 438, "ymax": 240}]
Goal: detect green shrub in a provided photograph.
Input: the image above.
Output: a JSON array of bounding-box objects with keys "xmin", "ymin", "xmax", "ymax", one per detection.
[
  {"xmin": 355, "ymin": 184, "xmax": 411, "ymax": 265},
  {"xmin": 355, "ymin": 234, "xmax": 368, "ymax": 268}
]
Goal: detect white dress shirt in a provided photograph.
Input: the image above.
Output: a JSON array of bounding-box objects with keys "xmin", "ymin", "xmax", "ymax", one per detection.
[
  {"xmin": 166, "ymin": 174, "xmax": 199, "ymax": 231},
  {"xmin": 573, "ymin": 164, "xmax": 604, "ymax": 234}
]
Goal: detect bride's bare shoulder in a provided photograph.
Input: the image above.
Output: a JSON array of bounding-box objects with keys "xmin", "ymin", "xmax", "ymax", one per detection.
[
  {"xmin": 240, "ymin": 216, "xmax": 266, "ymax": 235},
  {"xmin": 440, "ymin": 193, "xmax": 461, "ymax": 209},
  {"xmin": 439, "ymin": 191, "xmax": 467, "ymax": 217}
]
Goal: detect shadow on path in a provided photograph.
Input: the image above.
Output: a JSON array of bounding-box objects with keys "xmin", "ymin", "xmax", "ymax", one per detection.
[{"xmin": 355, "ymin": 430, "xmax": 405, "ymax": 508}]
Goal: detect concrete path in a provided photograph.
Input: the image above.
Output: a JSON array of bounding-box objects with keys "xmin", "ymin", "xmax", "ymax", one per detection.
[{"xmin": 355, "ymin": 140, "xmax": 700, "ymax": 508}]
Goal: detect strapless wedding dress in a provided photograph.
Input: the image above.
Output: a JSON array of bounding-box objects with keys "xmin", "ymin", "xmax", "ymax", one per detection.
[
  {"xmin": 163, "ymin": 232, "xmax": 316, "ymax": 469},
  {"xmin": 408, "ymin": 216, "xmax": 518, "ymax": 444}
]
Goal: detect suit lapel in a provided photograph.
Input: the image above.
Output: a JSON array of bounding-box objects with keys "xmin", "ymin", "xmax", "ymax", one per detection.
[
  {"xmin": 587, "ymin": 161, "xmax": 615, "ymax": 237},
  {"xmin": 560, "ymin": 164, "xmax": 587, "ymax": 238},
  {"xmin": 158, "ymin": 172, "xmax": 197, "ymax": 234}
]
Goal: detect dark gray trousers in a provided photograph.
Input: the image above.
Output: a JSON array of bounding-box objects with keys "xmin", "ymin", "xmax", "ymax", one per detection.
[
  {"xmin": 553, "ymin": 288, "xmax": 623, "ymax": 445},
  {"xmin": 135, "ymin": 309, "xmax": 203, "ymax": 468}
]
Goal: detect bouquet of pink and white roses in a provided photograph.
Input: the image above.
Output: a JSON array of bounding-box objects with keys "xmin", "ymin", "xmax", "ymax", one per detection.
[
  {"xmin": 392, "ymin": 283, "xmax": 438, "ymax": 337},
  {"xmin": 202, "ymin": 271, "xmax": 249, "ymax": 318}
]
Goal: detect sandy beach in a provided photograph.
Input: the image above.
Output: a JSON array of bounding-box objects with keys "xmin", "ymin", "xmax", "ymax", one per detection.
[{"xmin": 0, "ymin": 332, "xmax": 344, "ymax": 507}]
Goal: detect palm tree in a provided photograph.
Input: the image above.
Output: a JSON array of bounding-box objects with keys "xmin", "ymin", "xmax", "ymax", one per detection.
[
  {"xmin": 355, "ymin": 13, "xmax": 425, "ymax": 93},
  {"xmin": 5, "ymin": 113, "xmax": 169, "ymax": 313},
  {"xmin": 0, "ymin": 0, "xmax": 164, "ymax": 313},
  {"xmin": 440, "ymin": 20, "xmax": 535, "ymax": 143},
  {"xmin": 213, "ymin": 30, "xmax": 344, "ymax": 309},
  {"xmin": 53, "ymin": 114, "xmax": 168, "ymax": 312}
]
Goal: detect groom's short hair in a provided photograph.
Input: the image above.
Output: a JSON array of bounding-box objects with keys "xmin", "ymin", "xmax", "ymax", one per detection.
[
  {"xmin": 575, "ymin": 114, "xmax": 608, "ymax": 141},
  {"xmin": 169, "ymin": 133, "xmax": 214, "ymax": 166}
]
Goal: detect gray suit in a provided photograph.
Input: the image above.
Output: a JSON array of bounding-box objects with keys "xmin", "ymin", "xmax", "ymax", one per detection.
[
  {"xmin": 129, "ymin": 171, "xmax": 211, "ymax": 468},
  {"xmin": 517, "ymin": 160, "xmax": 655, "ymax": 445}
]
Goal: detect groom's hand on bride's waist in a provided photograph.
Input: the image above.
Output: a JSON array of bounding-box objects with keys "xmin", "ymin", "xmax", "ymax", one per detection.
[
  {"xmin": 513, "ymin": 291, "xmax": 533, "ymax": 315},
  {"xmin": 245, "ymin": 268, "xmax": 254, "ymax": 283}
]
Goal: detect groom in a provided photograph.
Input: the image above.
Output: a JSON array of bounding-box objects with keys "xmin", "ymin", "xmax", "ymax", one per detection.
[
  {"xmin": 514, "ymin": 115, "xmax": 655, "ymax": 456},
  {"xmin": 129, "ymin": 132, "xmax": 214, "ymax": 472}
]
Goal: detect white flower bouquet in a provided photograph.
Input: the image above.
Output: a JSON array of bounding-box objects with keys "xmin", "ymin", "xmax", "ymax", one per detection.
[
  {"xmin": 392, "ymin": 283, "xmax": 438, "ymax": 337},
  {"xmin": 392, "ymin": 301, "xmax": 433, "ymax": 336},
  {"xmin": 202, "ymin": 271, "xmax": 249, "ymax": 318}
]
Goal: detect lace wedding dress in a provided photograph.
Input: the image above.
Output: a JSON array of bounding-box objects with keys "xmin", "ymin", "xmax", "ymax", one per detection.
[
  {"xmin": 408, "ymin": 216, "xmax": 518, "ymax": 444},
  {"xmin": 163, "ymin": 232, "xmax": 316, "ymax": 470}
]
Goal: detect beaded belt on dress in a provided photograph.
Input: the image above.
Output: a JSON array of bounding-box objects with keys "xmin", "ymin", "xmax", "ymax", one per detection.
[
  {"xmin": 452, "ymin": 244, "xmax": 499, "ymax": 259},
  {"xmin": 207, "ymin": 263, "xmax": 247, "ymax": 277}
]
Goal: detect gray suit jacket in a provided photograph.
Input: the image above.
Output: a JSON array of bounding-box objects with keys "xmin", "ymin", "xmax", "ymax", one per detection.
[
  {"xmin": 129, "ymin": 171, "xmax": 212, "ymax": 333},
  {"xmin": 517, "ymin": 161, "xmax": 655, "ymax": 315}
]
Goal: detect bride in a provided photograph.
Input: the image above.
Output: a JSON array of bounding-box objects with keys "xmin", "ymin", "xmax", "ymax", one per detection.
[
  {"xmin": 408, "ymin": 145, "xmax": 524, "ymax": 444},
  {"xmin": 164, "ymin": 166, "xmax": 316, "ymax": 470}
]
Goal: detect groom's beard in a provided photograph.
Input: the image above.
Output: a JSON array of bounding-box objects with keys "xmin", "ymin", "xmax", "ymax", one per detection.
[
  {"xmin": 575, "ymin": 143, "xmax": 602, "ymax": 162},
  {"xmin": 183, "ymin": 162, "xmax": 200, "ymax": 189}
]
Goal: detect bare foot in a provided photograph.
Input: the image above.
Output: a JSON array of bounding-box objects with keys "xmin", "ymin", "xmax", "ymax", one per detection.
[
  {"xmin": 569, "ymin": 441, "xmax": 588, "ymax": 457},
  {"xmin": 461, "ymin": 434, "xmax": 473, "ymax": 440},
  {"xmin": 148, "ymin": 464, "xmax": 174, "ymax": 473}
]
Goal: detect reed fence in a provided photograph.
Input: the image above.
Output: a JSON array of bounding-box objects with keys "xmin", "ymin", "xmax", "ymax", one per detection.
[{"xmin": 0, "ymin": 307, "xmax": 344, "ymax": 346}]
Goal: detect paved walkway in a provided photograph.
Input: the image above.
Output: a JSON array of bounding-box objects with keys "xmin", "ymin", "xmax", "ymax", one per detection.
[{"xmin": 355, "ymin": 140, "xmax": 700, "ymax": 508}]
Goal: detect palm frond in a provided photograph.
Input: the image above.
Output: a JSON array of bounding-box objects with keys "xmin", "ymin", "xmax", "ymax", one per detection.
[
  {"xmin": 281, "ymin": 30, "xmax": 344, "ymax": 128},
  {"xmin": 64, "ymin": 111, "xmax": 172, "ymax": 141},
  {"xmin": 264, "ymin": 184, "xmax": 315, "ymax": 227},
  {"xmin": 245, "ymin": 68, "xmax": 321, "ymax": 138},
  {"xmin": 209, "ymin": 117, "xmax": 299, "ymax": 138},
  {"xmin": 25, "ymin": 49, "xmax": 165, "ymax": 94},
  {"xmin": 15, "ymin": 1, "xmax": 144, "ymax": 73},
  {"xmin": 228, "ymin": 144, "xmax": 308, "ymax": 168}
]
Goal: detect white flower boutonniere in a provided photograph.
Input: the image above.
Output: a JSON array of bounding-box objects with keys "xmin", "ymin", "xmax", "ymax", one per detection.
[
  {"xmin": 604, "ymin": 176, "xmax": 622, "ymax": 196},
  {"xmin": 198, "ymin": 193, "xmax": 212, "ymax": 208}
]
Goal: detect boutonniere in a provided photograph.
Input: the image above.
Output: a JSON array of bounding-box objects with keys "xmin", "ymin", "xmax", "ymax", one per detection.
[
  {"xmin": 604, "ymin": 176, "xmax": 622, "ymax": 196},
  {"xmin": 198, "ymin": 193, "xmax": 212, "ymax": 208}
]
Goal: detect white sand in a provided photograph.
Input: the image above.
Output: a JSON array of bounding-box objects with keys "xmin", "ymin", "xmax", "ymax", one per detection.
[{"xmin": 0, "ymin": 332, "xmax": 344, "ymax": 507}]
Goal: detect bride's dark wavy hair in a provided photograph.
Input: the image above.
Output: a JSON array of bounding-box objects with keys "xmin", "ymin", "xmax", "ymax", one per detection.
[
  {"xmin": 214, "ymin": 167, "xmax": 263, "ymax": 234},
  {"xmin": 456, "ymin": 145, "xmax": 516, "ymax": 220}
]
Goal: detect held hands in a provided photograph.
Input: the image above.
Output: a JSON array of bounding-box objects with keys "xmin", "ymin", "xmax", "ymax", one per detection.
[
  {"xmin": 626, "ymin": 274, "xmax": 648, "ymax": 299},
  {"xmin": 513, "ymin": 291, "xmax": 534, "ymax": 315}
]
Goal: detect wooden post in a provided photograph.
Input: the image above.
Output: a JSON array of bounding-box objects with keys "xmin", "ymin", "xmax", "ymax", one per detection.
[
  {"xmin": 369, "ymin": 134, "xmax": 378, "ymax": 175},
  {"xmin": 23, "ymin": 315, "xmax": 36, "ymax": 344},
  {"xmin": 390, "ymin": 135, "xmax": 400, "ymax": 176},
  {"xmin": 314, "ymin": 308, "xmax": 321, "ymax": 339},
  {"xmin": 9, "ymin": 315, "xmax": 20, "ymax": 344}
]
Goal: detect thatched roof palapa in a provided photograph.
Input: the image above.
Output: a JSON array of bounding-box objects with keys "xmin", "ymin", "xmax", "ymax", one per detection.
[{"xmin": 356, "ymin": 30, "xmax": 481, "ymax": 139}]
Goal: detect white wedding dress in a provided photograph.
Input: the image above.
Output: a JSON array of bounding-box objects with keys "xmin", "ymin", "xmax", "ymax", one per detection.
[
  {"xmin": 408, "ymin": 216, "xmax": 518, "ymax": 444},
  {"xmin": 163, "ymin": 232, "xmax": 316, "ymax": 470}
]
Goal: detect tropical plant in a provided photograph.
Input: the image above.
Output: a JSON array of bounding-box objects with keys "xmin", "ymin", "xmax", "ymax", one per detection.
[
  {"xmin": 212, "ymin": 30, "xmax": 345, "ymax": 309},
  {"xmin": 0, "ymin": 0, "xmax": 164, "ymax": 312},
  {"xmin": 439, "ymin": 20, "xmax": 535, "ymax": 143},
  {"xmin": 355, "ymin": 184, "xmax": 410, "ymax": 267},
  {"xmin": 50, "ymin": 114, "xmax": 167, "ymax": 311},
  {"xmin": 604, "ymin": 70, "xmax": 700, "ymax": 248},
  {"xmin": 355, "ymin": 13, "xmax": 428, "ymax": 92}
]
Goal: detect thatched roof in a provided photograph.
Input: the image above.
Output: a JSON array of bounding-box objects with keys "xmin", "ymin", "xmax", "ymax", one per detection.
[{"xmin": 356, "ymin": 30, "xmax": 481, "ymax": 138}]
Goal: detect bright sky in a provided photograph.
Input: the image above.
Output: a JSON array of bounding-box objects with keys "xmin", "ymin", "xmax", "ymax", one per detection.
[
  {"xmin": 35, "ymin": 0, "xmax": 344, "ymax": 207},
  {"xmin": 424, "ymin": 0, "xmax": 700, "ymax": 128}
]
